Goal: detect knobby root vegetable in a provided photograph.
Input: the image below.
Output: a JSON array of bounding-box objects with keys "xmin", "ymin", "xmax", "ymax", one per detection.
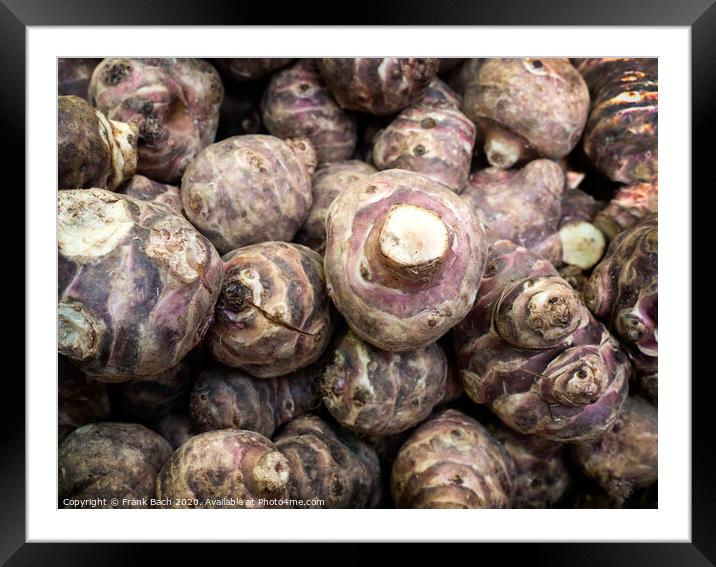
[
  {"xmin": 189, "ymin": 360, "xmax": 322, "ymax": 438},
  {"xmin": 117, "ymin": 175, "xmax": 184, "ymax": 217},
  {"xmin": 294, "ymin": 160, "xmax": 376, "ymax": 253},
  {"xmin": 261, "ymin": 60, "xmax": 357, "ymax": 164},
  {"xmin": 320, "ymin": 330, "xmax": 448, "ymax": 435},
  {"xmin": 489, "ymin": 423, "xmax": 572, "ymax": 508},
  {"xmin": 181, "ymin": 134, "xmax": 315, "ymax": 254},
  {"xmin": 324, "ymin": 169, "xmax": 488, "ymax": 351},
  {"xmin": 415, "ymin": 77, "xmax": 462, "ymax": 109},
  {"xmin": 391, "ymin": 409, "xmax": 516, "ymax": 508},
  {"xmin": 113, "ymin": 351, "xmax": 198, "ymax": 421},
  {"xmin": 558, "ymin": 188, "xmax": 606, "ymax": 269},
  {"xmin": 214, "ymin": 58, "xmax": 294, "ymax": 82},
  {"xmin": 558, "ymin": 264, "xmax": 590, "ymax": 297},
  {"xmin": 463, "ymin": 58, "xmax": 589, "ymax": 169},
  {"xmin": 453, "ymin": 240, "xmax": 630, "ymax": 441},
  {"xmin": 58, "ymin": 58, "xmax": 101, "ymax": 100},
  {"xmin": 156, "ymin": 429, "xmax": 290, "ymax": 508},
  {"xmin": 594, "ymin": 182, "xmax": 658, "ymax": 240},
  {"xmin": 444, "ymin": 58, "xmax": 485, "ymax": 97},
  {"xmin": 154, "ymin": 413, "xmax": 196, "ymax": 450},
  {"xmin": 317, "ymin": 58, "xmax": 439, "ymax": 115},
  {"xmin": 208, "ymin": 242, "xmax": 332, "ymax": 377},
  {"xmin": 58, "ymin": 189, "xmax": 223, "ymax": 380},
  {"xmin": 372, "ymin": 103, "xmax": 476, "ymax": 193},
  {"xmin": 58, "ymin": 356, "xmax": 110, "ymax": 442},
  {"xmin": 584, "ymin": 214, "xmax": 658, "ymax": 376},
  {"xmin": 571, "ymin": 396, "xmax": 657, "ymax": 504},
  {"xmin": 274, "ymin": 415, "xmax": 382, "ymax": 508},
  {"xmin": 461, "ymin": 159, "xmax": 565, "ymax": 266},
  {"xmin": 578, "ymin": 58, "xmax": 658, "ymax": 183},
  {"xmin": 58, "ymin": 95, "xmax": 138, "ymax": 191},
  {"xmin": 59, "ymin": 422, "xmax": 172, "ymax": 508},
  {"xmin": 90, "ymin": 58, "xmax": 224, "ymax": 183}
]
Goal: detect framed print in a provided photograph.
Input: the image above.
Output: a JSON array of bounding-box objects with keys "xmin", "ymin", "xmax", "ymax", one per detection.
[{"xmin": 2, "ymin": 0, "xmax": 712, "ymax": 563}]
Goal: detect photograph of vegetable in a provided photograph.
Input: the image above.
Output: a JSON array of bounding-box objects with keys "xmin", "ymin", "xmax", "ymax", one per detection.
[{"xmin": 57, "ymin": 57, "xmax": 658, "ymax": 509}]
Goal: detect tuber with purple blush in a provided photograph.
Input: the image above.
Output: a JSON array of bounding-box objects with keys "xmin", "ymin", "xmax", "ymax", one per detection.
[
  {"xmin": 577, "ymin": 58, "xmax": 658, "ymax": 184},
  {"xmin": 261, "ymin": 60, "xmax": 357, "ymax": 164},
  {"xmin": 371, "ymin": 102, "xmax": 476, "ymax": 193},
  {"xmin": 294, "ymin": 160, "xmax": 376, "ymax": 253},
  {"xmin": 391, "ymin": 409, "xmax": 516, "ymax": 508},
  {"xmin": 461, "ymin": 159, "xmax": 565, "ymax": 266},
  {"xmin": 584, "ymin": 214, "xmax": 658, "ymax": 377},
  {"xmin": 117, "ymin": 174, "xmax": 184, "ymax": 216},
  {"xmin": 189, "ymin": 360, "xmax": 322, "ymax": 438},
  {"xmin": 214, "ymin": 58, "xmax": 293, "ymax": 82},
  {"xmin": 208, "ymin": 242, "xmax": 332, "ymax": 378},
  {"xmin": 89, "ymin": 58, "xmax": 224, "ymax": 183},
  {"xmin": 58, "ymin": 95, "xmax": 138, "ymax": 191},
  {"xmin": 320, "ymin": 329, "xmax": 448, "ymax": 436},
  {"xmin": 58, "ymin": 58, "xmax": 101, "ymax": 100},
  {"xmin": 59, "ymin": 422, "xmax": 172, "ymax": 508},
  {"xmin": 462, "ymin": 58, "xmax": 589, "ymax": 169},
  {"xmin": 181, "ymin": 134, "xmax": 315, "ymax": 254},
  {"xmin": 317, "ymin": 58, "xmax": 439, "ymax": 115},
  {"xmin": 594, "ymin": 182, "xmax": 658, "ymax": 240},
  {"xmin": 453, "ymin": 240, "xmax": 630, "ymax": 441},
  {"xmin": 324, "ymin": 169, "xmax": 488, "ymax": 352},
  {"xmin": 274, "ymin": 415, "xmax": 382, "ymax": 508},
  {"xmin": 156, "ymin": 429, "xmax": 290, "ymax": 508},
  {"xmin": 58, "ymin": 189, "xmax": 223, "ymax": 381},
  {"xmin": 572, "ymin": 396, "xmax": 657, "ymax": 505},
  {"xmin": 154, "ymin": 413, "xmax": 196, "ymax": 450},
  {"xmin": 489, "ymin": 423, "xmax": 572, "ymax": 508}
]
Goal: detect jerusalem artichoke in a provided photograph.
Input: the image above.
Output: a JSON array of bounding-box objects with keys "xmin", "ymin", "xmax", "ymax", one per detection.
[{"xmin": 117, "ymin": 175, "xmax": 184, "ymax": 216}]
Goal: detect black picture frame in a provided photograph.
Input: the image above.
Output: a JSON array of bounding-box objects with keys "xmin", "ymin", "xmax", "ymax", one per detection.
[{"xmin": 3, "ymin": 0, "xmax": 711, "ymax": 563}]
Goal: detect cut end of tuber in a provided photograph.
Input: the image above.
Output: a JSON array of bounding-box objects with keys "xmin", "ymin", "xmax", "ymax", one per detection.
[
  {"xmin": 253, "ymin": 450, "xmax": 290, "ymax": 495},
  {"xmin": 483, "ymin": 125, "xmax": 532, "ymax": 169},
  {"xmin": 378, "ymin": 204, "xmax": 449, "ymax": 281},
  {"xmin": 559, "ymin": 221, "xmax": 606, "ymax": 269}
]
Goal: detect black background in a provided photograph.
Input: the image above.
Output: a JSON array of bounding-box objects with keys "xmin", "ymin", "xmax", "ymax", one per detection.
[{"xmin": 2, "ymin": 0, "xmax": 711, "ymax": 564}]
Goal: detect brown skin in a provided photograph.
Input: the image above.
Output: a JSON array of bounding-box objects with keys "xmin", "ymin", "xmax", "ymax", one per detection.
[
  {"xmin": 584, "ymin": 214, "xmax": 658, "ymax": 376},
  {"xmin": 58, "ymin": 95, "xmax": 138, "ymax": 191},
  {"xmin": 463, "ymin": 58, "xmax": 590, "ymax": 169},
  {"xmin": 59, "ymin": 423, "xmax": 172, "ymax": 508},
  {"xmin": 189, "ymin": 359, "xmax": 323, "ymax": 438},
  {"xmin": 113, "ymin": 351, "xmax": 198, "ymax": 421},
  {"xmin": 274, "ymin": 415, "xmax": 382, "ymax": 508},
  {"xmin": 90, "ymin": 58, "xmax": 224, "ymax": 184},
  {"xmin": 261, "ymin": 60, "xmax": 357, "ymax": 164},
  {"xmin": 391, "ymin": 409, "xmax": 516, "ymax": 508},
  {"xmin": 209, "ymin": 242, "xmax": 332, "ymax": 377},
  {"xmin": 558, "ymin": 188, "xmax": 607, "ymax": 270},
  {"xmin": 324, "ymin": 169, "xmax": 488, "ymax": 352},
  {"xmin": 214, "ymin": 58, "xmax": 294, "ymax": 82},
  {"xmin": 294, "ymin": 160, "xmax": 376, "ymax": 254},
  {"xmin": 58, "ymin": 58, "xmax": 101, "ymax": 100},
  {"xmin": 181, "ymin": 134, "xmax": 315, "ymax": 254},
  {"xmin": 58, "ymin": 189, "xmax": 224, "ymax": 381},
  {"xmin": 578, "ymin": 58, "xmax": 658, "ymax": 184},
  {"xmin": 461, "ymin": 159, "xmax": 565, "ymax": 266},
  {"xmin": 58, "ymin": 356, "xmax": 110, "ymax": 442},
  {"xmin": 572, "ymin": 396, "xmax": 657, "ymax": 504},
  {"xmin": 321, "ymin": 330, "xmax": 448, "ymax": 436},
  {"xmin": 154, "ymin": 413, "xmax": 196, "ymax": 450},
  {"xmin": 594, "ymin": 182, "xmax": 658, "ymax": 240},
  {"xmin": 317, "ymin": 58, "xmax": 439, "ymax": 115},
  {"xmin": 453, "ymin": 240, "xmax": 631, "ymax": 441},
  {"xmin": 489, "ymin": 423, "xmax": 571, "ymax": 508},
  {"xmin": 638, "ymin": 373, "xmax": 658, "ymax": 405},
  {"xmin": 117, "ymin": 175, "xmax": 183, "ymax": 217},
  {"xmin": 372, "ymin": 103, "xmax": 476, "ymax": 193},
  {"xmin": 156, "ymin": 429, "xmax": 290, "ymax": 508}
]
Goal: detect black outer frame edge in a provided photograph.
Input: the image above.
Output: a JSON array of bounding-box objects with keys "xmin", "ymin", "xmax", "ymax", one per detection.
[
  {"xmin": 5, "ymin": 0, "xmax": 713, "ymax": 563},
  {"xmin": 692, "ymin": 1, "xmax": 716, "ymax": 564},
  {"xmin": 0, "ymin": 1, "xmax": 27, "ymax": 565}
]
